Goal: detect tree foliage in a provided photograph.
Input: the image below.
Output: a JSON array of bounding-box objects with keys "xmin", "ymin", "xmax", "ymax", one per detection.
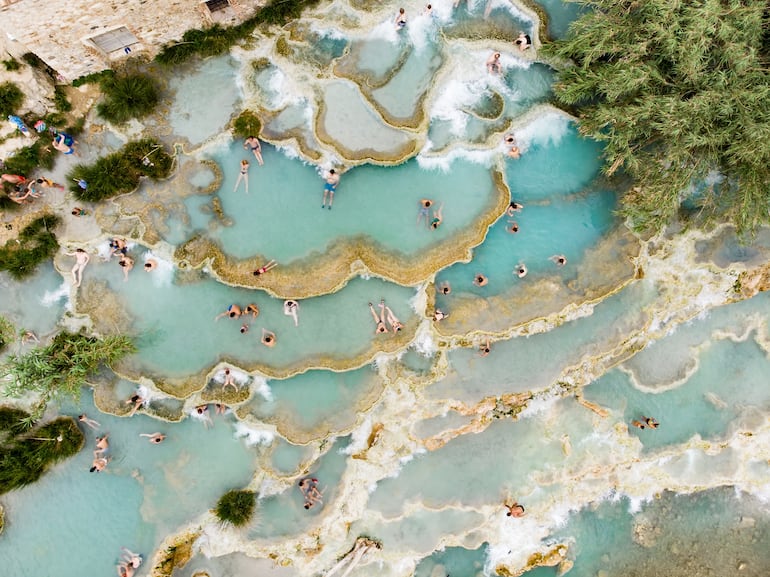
[
  {"xmin": 547, "ymin": 0, "xmax": 770, "ymax": 233},
  {"xmin": 0, "ymin": 215, "xmax": 60, "ymax": 280},
  {"xmin": 214, "ymin": 489, "xmax": 256, "ymax": 527},
  {"xmin": 0, "ymin": 332, "xmax": 136, "ymax": 422}
]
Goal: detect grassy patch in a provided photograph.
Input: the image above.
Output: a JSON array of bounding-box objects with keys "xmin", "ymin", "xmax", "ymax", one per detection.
[
  {"xmin": 0, "ymin": 81, "xmax": 24, "ymax": 117},
  {"xmin": 0, "ymin": 215, "xmax": 60, "ymax": 280},
  {"xmin": 0, "ymin": 317, "xmax": 14, "ymax": 352},
  {"xmin": 68, "ymin": 138, "xmax": 173, "ymax": 201},
  {"xmin": 72, "ymin": 69, "xmax": 115, "ymax": 88},
  {"xmin": 53, "ymin": 85, "xmax": 72, "ymax": 113},
  {"xmin": 214, "ymin": 489, "xmax": 256, "ymax": 526},
  {"xmin": 0, "ymin": 408, "xmax": 84, "ymax": 494},
  {"xmin": 232, "ymin": 110, "xmax": 262, "ymax": 139},
  {"xmin": 96, "ymin": 73, "xmax": 160, "ymax": 124},
  {"xmin": 2, "ymin": 57, "xmax": 21, "ymax": 72}
]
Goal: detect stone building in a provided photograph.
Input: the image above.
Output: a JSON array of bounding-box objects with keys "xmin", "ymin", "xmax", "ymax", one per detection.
[{"xmin": 0, "ymin": 0, "xmax": 262, "ymax": 81}]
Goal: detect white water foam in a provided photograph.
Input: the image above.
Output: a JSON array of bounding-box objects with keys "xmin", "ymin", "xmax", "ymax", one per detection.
[
  {"xmin": 417, "ymin": 145, "xmax": 497, "ymax": 171},
  {"xmin": 234, "ymin": 421, "xmax": 276, "ymax": 446},
  {"xmin": 41, "ymin": 279, "xmax": 70, "ymax": 307},
  {"xmin": 251, "ymin": 375, "xmax": 273, "ymax": 401},
  {"xmin": 511, "ymin": 111, "xmax": 571, "ymax": 154},
  {"xmin": 143, "ymin": 250, "xmax": 174, "ymax": 287}
]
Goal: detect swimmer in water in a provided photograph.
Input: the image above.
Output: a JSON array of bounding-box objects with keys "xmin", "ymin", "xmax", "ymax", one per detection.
[
  {"xmin": 244, "ymin": 303, "xmax": 260, "ymax": 318},
  {"xmin": 261, "ymin": 328, "xmax": 276, "ymax": 347},
  {"xmin": 486, "ymin": 52, "xmax": 502, "ymax": 75},
  {"xmin": 417, "ymin": 198, "xmax": 433, "ymax": 228},
  {"xmin": 215, "ymin": 304, "xmax": 242, "ymax": 321},
  {"xmin": 515, "ymin": 263, "xmax": 528, "ymax": 278},
  {"xmin": 507, "ymin": 221, "xmax": 520, "ymax": 234},
  {"xmin": 550, "ymin": 254, "xmax": 567, "ymax": 266},
  {"xmin": 144, "ymin": 258, "xmax": 157, "ymax": 272},
  {"xmin": 430, "ymin": 203, "xmax": 444, "ymax": 230},
  {"xmin": 119, "ymin": 254, "xmax": 134, "ymax": 281},
  {"xmin": 384, "ymin": 304, "xmax": 403, "ymax": 332},
  {"xmin": 284, "ymin": 300, "xmax": 299, "ymax": 327},
  {"xmin": 322, "ymin": 169, "xmax": 340, "ymax": 209},
  {"xmin": 439, "ymin": 281, "xmax": 451, "ymax": 295},
  {"xmin": 479, "ymin": 339, "xmax": 491, "ymax": 357},
  {"xmin": 369, "ymin": 300, "xmax": 389, "ymax": 334},
  {"xmin": 139, "ymin": 432, "xmax": 166, "ymax": 444},
  {"xmin": 234, "ymin": 159, "xmax": 250, "ymax": 193},
  {"xmin": 395, "ymin": 7, "xmax": 407, "ymax": 29},
  {"xmin": 506, "ymin": 201, "xmax": 523, "ymax": 216},
  {"xmin": 474, "ymin": 273, "xmax": 489, "ymax": 287},
  {"xmin": 78, "ymin": 414, "xmax": 101, "ymax": 430},
  {"xmin": 243, "ymin": 136, "xmax": 264, "ymax": 165}
]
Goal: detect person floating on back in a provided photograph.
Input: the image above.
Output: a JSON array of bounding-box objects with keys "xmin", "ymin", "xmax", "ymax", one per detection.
[{"xmin": 322, "ymin": 169, "xmax": 340, "ymax": 209}]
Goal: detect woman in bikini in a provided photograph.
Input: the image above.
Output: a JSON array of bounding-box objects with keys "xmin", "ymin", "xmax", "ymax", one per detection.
[
  {"xmin": 234, "ymin": 159, "xmax": 250, "ymax": 193},
  {"xmin": 253, "ymin": 260, "xmax": 278, "ymax": 276}
]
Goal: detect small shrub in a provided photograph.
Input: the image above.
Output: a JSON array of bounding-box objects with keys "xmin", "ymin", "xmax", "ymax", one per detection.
[
  {"xmin": 0, "ymin": 411, "xmax": 84, "ymax": 494},
  {"xmin": 2, "ymin": 57, "xmax": 21, "ymax": 72},
  {"xmin": 0, "ymin": 81, "xmax": 24, "ymax": 117},
  {"xmin": 214, "ymin": 489, "xmax": 255, "ymax": 526},
  {"xmin": 232, "ymin": 110, "xmax": 262, "ymax": 139},
  {"xmin": 97, "ymin": 73, "xmax": 160, "ymax": 124},
  {"xmin": 0, "ymin": 215, "xmax": 60, "ymax": 280}
]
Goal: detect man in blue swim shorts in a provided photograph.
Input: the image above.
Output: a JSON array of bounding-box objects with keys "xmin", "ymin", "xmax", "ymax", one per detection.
[{"xmin": 321, "ymin": 168, "xmax": 340, "ymax": 210}]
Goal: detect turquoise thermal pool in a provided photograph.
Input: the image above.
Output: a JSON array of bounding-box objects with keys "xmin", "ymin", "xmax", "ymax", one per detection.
[{"xmin": 1, "ymin": 1, "xmax": 769, "ymax": 577}]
